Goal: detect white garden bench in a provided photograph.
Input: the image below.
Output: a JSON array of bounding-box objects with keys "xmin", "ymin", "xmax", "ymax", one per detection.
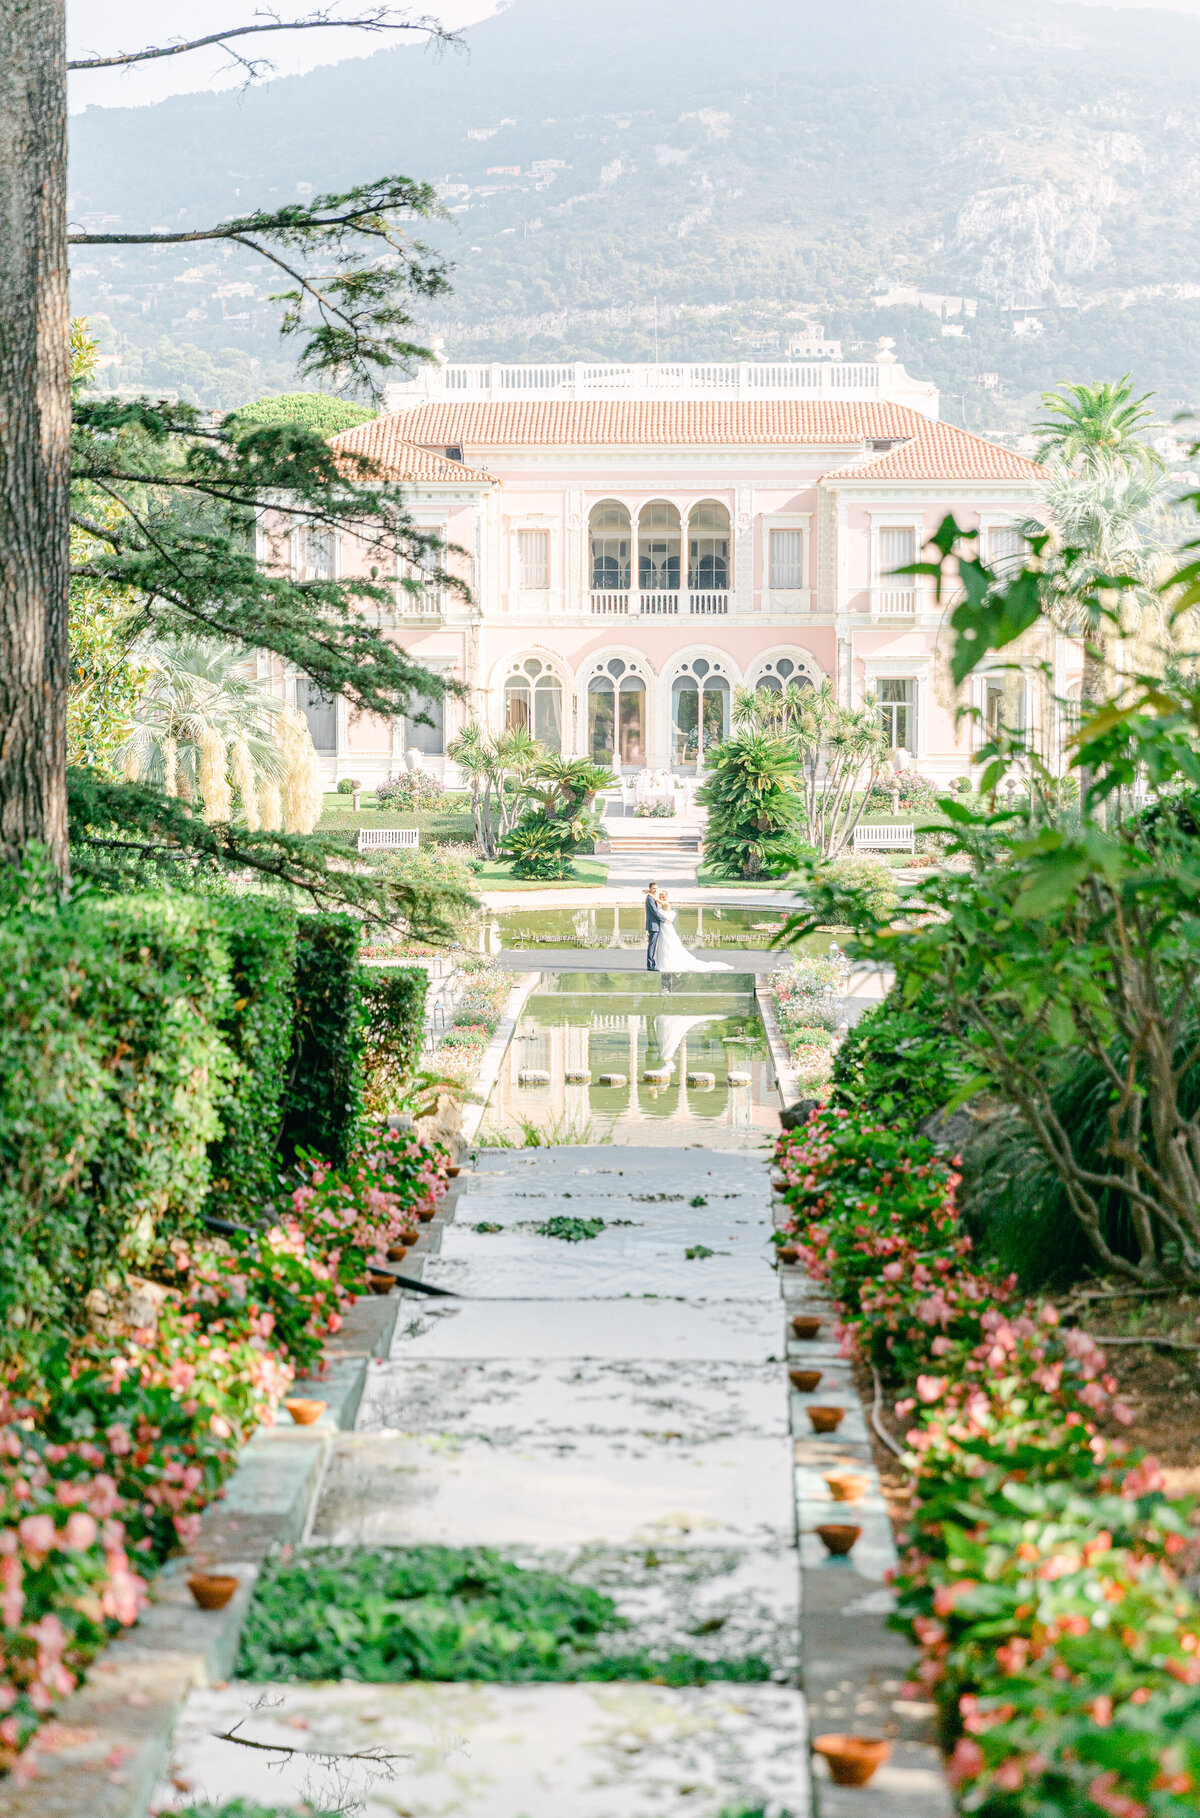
[
  {"xmin": 852, "ymin": 823, "xmax": 915, "ymax": 854},
  {"xmin": 357, "ymin": 827, "xmax": 420, "ymax": 853}
]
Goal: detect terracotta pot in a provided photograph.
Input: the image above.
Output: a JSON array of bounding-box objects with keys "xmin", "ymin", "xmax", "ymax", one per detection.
[
  {"xmin": 824, "ymin": 1472, "xmax": 870, "ymax": 1504},
  {"xmin": 446, "ymin": 1165, "xmax": 461, "ymax": 1178},
  {"xmin": 386, "ymin": 1244, "xmax": 409, "ymax": 1261},
  {"xmin": 187, "ymin": 1572, "xmax": 239, "ymax": 1612},
  {"xmin": 283, "ymin": 1397, "xmax": 327, "ymax": 1425},
  {"xmin": 417, "ymin": 1208, "xmax": 436, "ymax": 1223},
  {"xmin": 792, "ymin": 1315, "xmax": 822, "ymax": 1340},
  {"xmin": 808, "ymin": 1405, "xmax": 845, "ymax": 1434},
  {"xmin": 816, "ymin": 1522, "xmax": 862, "ymax": 1557},
  {"xmin": 777, "ymin": 1245, "xmax": 799, "ymax": 1264},
  {"xmin": 368, "ymin": 1272, "xmax": 394, "ymax": 1296},
  {"xmin": 812, "ymin": 1734, "xmax": 891, "ymax": 1787},
  {"xmin": 789, "ymin": 1368, "xmax": 822, "ymax": 1392}
]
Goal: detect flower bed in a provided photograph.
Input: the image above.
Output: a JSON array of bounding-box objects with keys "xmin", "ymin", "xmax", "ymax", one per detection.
[
  {"xmin": 774, "ymin": 1107, "xmax": 1200, "ymax": 1816},
  {"xmin": 767, "ymin": 960, "xmax": 838, "ymax": 1091},
  {"xmin": 0, "ymin": 1130, "xmax": 450, "ymax": 1773}
]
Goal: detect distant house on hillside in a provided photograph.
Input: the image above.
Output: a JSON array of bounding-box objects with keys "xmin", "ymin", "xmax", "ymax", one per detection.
[{"xmin": 263, "ymin": 357, "xmax": 1071, "ymax": 790}]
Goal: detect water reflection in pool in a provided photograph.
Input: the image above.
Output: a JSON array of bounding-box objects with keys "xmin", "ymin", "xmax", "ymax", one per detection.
[
  {"xmin": 479, "ymin": 972, "xmax": 778, "ymax": 1151},
  {"xmin": 489, "ymin": 903, "xmax": 826, "ymax": 954}
]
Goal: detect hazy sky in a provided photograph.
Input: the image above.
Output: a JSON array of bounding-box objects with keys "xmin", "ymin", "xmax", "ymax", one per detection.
[
  {"xmin": 67, "ymin": 2, "xmax": 504, "ymax": 110},
  {"xmin": 67, "ymin": 0, "xmax": 1200, "ymax": 111}
]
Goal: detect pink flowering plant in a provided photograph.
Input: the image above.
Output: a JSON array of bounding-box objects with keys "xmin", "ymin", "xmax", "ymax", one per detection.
[
  {"xmin": 0, "ymin": 1123, "xmax": 450, "ymax": 1772},
  {"xmin": 775, "ymin": 1105, "xmax": 1200, "ymax": 1815},
  {"xmin": 774, "ymin": 1107, "xmax": 1012, "ymax": 1376},
  {"xmin": 289, "ymin": 1128, "xmax": 449, "ymax": 1294}
]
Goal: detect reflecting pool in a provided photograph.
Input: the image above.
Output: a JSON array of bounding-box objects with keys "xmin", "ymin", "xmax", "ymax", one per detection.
[
  {"xmin": 478, "ymin": 971, "xmax": 778, "ymax": 1151},
  {"xmin": 491, "ymin": 904, "xmax": 827, "ymax": 954}
]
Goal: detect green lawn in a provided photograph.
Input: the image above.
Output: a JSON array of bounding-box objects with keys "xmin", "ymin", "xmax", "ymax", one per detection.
[
  {"xmin": 475, "ymin": 857, "xmax": 609, "ymax": 891},
  {"xmin": 695, "ymin": 863, "xmax": 798, "ymax": 890},
  {"xmin": 319, "ymin": 793, "xmax": 474, "ymax": 846}
]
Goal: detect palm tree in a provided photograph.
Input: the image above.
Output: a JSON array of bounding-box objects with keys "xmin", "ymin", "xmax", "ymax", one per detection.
[
  {"xmin": 1034, "ymin": 376, "xmax": 1165, "ymax": 476},
  {"xmin": 118, "ymin": 637, "xmax": 322, "ymax": 830}
]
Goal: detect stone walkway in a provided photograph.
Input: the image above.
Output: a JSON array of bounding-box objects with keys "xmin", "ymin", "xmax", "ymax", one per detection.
[{"xmin": 156, "ymin": 1144, "xmax": 947, "ymax": 1817}]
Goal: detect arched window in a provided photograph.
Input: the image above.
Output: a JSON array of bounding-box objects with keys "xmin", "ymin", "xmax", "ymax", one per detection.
[
  {"xmin": 637, "ymin": 502, "xmax": 681, "ymax": 593},
  {"xmin": 671, "ymin": 657, "xmax": 730, "ymax": 770},
  {"xmin": 503, "ymin": 656, "xmax": 562, "ymax": 752},
  {"xmin": 752, "ymin": 655, "xmax": 817, "ymax": 696},
  {"xmin": 687, "ymin": 502, "xmax": 730, "ymax": 591},
  {"xmin": 589, "ymin": 502, "xmax": 631, "ymax": 591},
  {"xmin": 587, "ymin": 657, "xmax": 647, "ymax": 766}
]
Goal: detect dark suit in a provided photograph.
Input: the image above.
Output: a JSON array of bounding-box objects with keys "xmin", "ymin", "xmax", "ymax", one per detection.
[{"xmin": 645, "ymin": 892, "xmax": 666, "ymax": 971}]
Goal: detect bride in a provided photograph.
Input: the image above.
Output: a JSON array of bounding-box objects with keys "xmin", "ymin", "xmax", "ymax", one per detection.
[{"xmin": 652, "ymin": 890, "xmax": 733, "ymax": 974}]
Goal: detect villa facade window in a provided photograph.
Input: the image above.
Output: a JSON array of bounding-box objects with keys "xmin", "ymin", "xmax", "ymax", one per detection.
[
  {"xmin": 877, "ymin": 525, "xmax": 916, "ymax": 586},
  {"xmin": 639, "ymin": 502, "xmax": 681, "ymax": 592},
  {"xmin": 518, "ymin": 527, "xmax": 550, "ymax": 591},
  {"xmin": 587, "ymin": 657, "xmax": 647, "ymax": 767},
  {"xmin": 672, "ymin": 657, "xmax": 730, "ymax": 769},
  {"xmin": 504, "ymin": 655, "xmax": 562, "ymax": 750},
  {"xmin": 768, "ymin": 528, "xmax": 805, "ymax": 591},
  {"xmin": 687, "ymin": 502, "xmax": 730, "ymax": 590},
  {"xmin": 589, "ymin": 502, "xmax": 632, "ymax": 590},
  {"xmin": 877, "ymin": 677, "xmax": 916, "ymax": 753},
  {"xmin": 296, "ymin": 676, "xmax": 337, "ymax": 753}
]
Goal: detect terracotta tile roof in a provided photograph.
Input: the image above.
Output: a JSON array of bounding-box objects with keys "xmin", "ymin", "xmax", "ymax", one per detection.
[
  {"xmin": 328, "ymin": 417, "xmax": 497, "ymax": 484},
  {"xmin": 823, "ymin": 419, "xmax": 1045, "ymax": 484},
  {"xmin": 384, "ymin": 398, "xmax": 928, "ymax": 448}
]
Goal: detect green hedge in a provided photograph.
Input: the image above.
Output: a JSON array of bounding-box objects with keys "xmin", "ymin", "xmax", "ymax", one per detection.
[
  {"xmin": 279, "ymin": 913, "xmax": 365, "ymax": 1166},
  {"xmin": 360, "ymin": 965, "xmax": 427, "ymax": 1115},
  {"xmin": 207, "ymin": 899, "xmax": 298, "ymax": 1219},
  {"xmin": 0, "ymin": 888, "xmax": 233, "ymax": 1355}
]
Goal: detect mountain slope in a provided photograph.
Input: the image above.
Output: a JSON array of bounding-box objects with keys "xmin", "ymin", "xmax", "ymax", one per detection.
[{"xmin": 68, "ymin": 0, "xmax": 1200, "ymax": 425}]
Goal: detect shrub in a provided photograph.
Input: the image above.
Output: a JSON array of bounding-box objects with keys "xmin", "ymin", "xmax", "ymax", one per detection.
[
  {"xmin": 375, "ymin": 771, "xmax": 445, "ymax": 812},
  {"xmin": 788, "ymin": 1025, "xmax": 832, "ymax": 1050},
  {"xmin": 228, "ymin": 393, "xmax": 376, "ymax": 438},
  {"xmin": 207, "ymin": 899, "xmax": 298, "ymax": 1220},
  {"xmin": 501, "ymin": 819, "xmax": 575, "ymax": 879},
  {"xmin": 383, "ymin": 842, "xmax": 478, "ymax": 897},
  {"xmin": 696, "ymin": 732, "xmax": 804, "ymax": 878},
  {"xmin": 359, "ymin": 966, "xmax": 427, "ymax": 1115},
  {"xmin": 829, "ymin": 980, "xmax": 959, "ymax": 1134},
  {"xmin": 0, "ymin": 886, "xmax": 237, "ymax": 1356},
  {"xmin": 864, "ymin": 770, "xmax": 940, "ymax": 814},
  {"xmin": 335, "ymin": 777, "xmax": 360, "ymax": 795},
  {"xmin": 820, "ymin": 854, "xmax": 899, "ymax": 918},
  {"xmin": 634, "ymin": 799, "xmax": 675, "ymax": 818},
  {"xmin": 279, "ymin": 914, "xmax": 364, "ymax": 1167},
  {"xmin": 770, "ymin": 957, "xmax": 838, "ymax": 1034}
]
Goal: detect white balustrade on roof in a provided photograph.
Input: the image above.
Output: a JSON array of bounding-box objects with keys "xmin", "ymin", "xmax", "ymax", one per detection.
[{"xmin": 387, "ymin": 358, "xmax": 939, "ymax": 418}]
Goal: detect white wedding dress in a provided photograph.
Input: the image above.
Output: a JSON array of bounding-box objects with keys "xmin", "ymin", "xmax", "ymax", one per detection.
[{"xmin": 654, "ymin": 909, "xmax": 733, "ymax": 974}]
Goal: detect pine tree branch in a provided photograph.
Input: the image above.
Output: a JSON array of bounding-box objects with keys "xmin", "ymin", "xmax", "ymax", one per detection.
[{"xmin": 69, "ymin": 9, "xmax": 458, "ymax": 74}]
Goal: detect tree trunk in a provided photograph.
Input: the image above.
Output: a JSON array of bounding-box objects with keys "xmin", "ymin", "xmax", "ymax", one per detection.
[{"xmin": 0, "ymin": 0, "xmax": 70, "ymax": 873}]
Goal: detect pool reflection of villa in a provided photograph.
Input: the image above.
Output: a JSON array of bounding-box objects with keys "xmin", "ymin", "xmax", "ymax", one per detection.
[{"xmin": 480, "ymin": 974, "xmax": 778, "ymax": 1150}]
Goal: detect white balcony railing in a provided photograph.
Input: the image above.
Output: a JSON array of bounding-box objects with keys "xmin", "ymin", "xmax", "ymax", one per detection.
[
  {"xmin": 396, "ymin": 588, "xmax": 445, "ymax": 619},
  {"xmin": 387, "ymin": 358, "xmax": 940, "ymax": 419},
  {"xmin": 588, "ymin": 589, "xmax": 731, "ymax": 617},
  {"xmin": 872, "ymin": 587, "xmax": 921, "ymax": 617}
]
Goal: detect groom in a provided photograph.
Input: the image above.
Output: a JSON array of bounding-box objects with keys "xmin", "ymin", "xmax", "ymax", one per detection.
[{"xmin": 644, "ymin": 882, "xmax": 666, "ymax": 972}]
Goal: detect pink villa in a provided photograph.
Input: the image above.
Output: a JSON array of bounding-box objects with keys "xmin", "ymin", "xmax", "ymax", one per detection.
[{"xmin": 282, "ymin": 355, "xmax": 1063, "ymax": 789}]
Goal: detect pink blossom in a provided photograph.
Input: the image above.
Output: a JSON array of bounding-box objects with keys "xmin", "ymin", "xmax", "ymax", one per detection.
[
  {"xmin": 86, "ymin": 1475, "xmax": 121, "ymax": 1518},
  {"xmin": 63, "ymin": 1513, "xmax": 98, "ymax": 1551},
  {"xmin": 18, "ymin": 1515, "xmax": 57, "ymax": 1555},
  {"xmin": 916, "ymin": 1375, "xmax": 947, "ymax": 1404}
]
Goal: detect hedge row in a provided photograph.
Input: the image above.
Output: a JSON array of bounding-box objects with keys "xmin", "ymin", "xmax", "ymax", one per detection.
[
  {"xmin": 774, "ymin": 1108, "xmax": 1200, "ymax": 1816},
  {"xmin": 0, "ymin": 884, "xmax": 429, "ymax": 1364}
]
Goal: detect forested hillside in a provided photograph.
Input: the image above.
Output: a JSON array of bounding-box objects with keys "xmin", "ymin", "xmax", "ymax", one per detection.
[{"xmin": 68, "ymin": 0, "xmax": 1200, "ymax": 430}]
